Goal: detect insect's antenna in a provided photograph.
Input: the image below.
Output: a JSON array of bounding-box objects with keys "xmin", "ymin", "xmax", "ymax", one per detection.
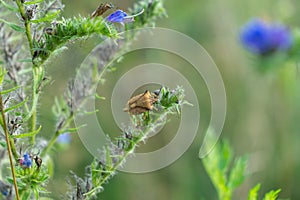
[
  {"xmin": 124, "ymin": 9, "xmax": 145, "ymax": 19},
  {"xmin": 33, "ymin": 149, "xmax": 41, "ymax": 156},
  {"xmin": 18, "ymin": 146, "xmax": 22, "ymax": 157},
  {"xmin": 153, "ymin": 85, "xmax": 164, "ymax": 96}
]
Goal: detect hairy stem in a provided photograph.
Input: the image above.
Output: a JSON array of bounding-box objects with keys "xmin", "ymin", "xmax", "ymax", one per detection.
[
  {"xmin": 15, "ymin": 0, "xmax": 34, "ymax": 56},
  {"xmin": 15, "ymin": 0, "xmax": 42, "ymax": 143},
  {"xmin": 84, "ymin": 110, "xmax": 171, "ymax": 198},
  {"xmin": 0, "ymin": 94, "xmax": 20, "ymax": 200}
]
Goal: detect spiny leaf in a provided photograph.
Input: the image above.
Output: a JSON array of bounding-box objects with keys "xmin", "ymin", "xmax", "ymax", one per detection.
[
  {"xmin": 0, "ymin": 86, "xmax": 21, "ymax": 95},
  {"xmin": 30, "ymin": 10, "xmax": 60, "ymax": 23},
  {"xmin": 0, "ymin": 19, "xmax": 25, "ymax": 32},
  {"xmin": 23, "ymin": 0, "xmax": 44, "ymax": 5},
  {"xmin": 11, "ymin": 125, "xmax": 42, "ymax": 139},
  {"xmin": 4, "ymin": 98, "xmax": 28, "ymax": 113}
]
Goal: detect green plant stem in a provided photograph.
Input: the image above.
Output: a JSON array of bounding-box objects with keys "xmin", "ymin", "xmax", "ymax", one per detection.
[
  {"xmin": 15, "ymin": 0, "xmax": 34, "ymax": 56},
  {"xmin": 83, "ymin": 110, "xmax": 171, "ymax": 198},
  {"xmin": 29, "ymin": 66, "xmax": 43, "ymax": 144},
  {"xmin": 0, "ymin": 94, "xmax": 20, "ymax": 200}
]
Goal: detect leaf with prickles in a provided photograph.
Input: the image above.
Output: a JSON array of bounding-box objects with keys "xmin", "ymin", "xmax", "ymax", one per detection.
[
  {"xmin": 11, "ymin": 125, "xmax": 42, "ymax": 139},
  {"xmin": 0, "ymin": 19, "xmax": 25, "ymax": 32},
  {"xmin": 23, "ymin": 0, "xmax": 44, "ymax": 5},
  {"xmin": 0, "ymin": 86, "xmax": 21, "ymax": 95},
  {"xmin": 4, "ymin": 98, "xmax": 28, "ymax": 113},
  {"xmin": 30, "ymin": 11, "xmax": 61, "ymax": 23}
]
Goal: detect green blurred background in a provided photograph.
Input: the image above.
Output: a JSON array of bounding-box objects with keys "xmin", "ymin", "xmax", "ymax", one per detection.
[{"xmin": 39, "ymin": 0, "xmax": 300, "ymax": 199}]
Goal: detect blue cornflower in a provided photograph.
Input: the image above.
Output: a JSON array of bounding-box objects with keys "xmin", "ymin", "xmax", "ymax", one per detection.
[
  {"xmin": 19, "ymin": 153, "xmax": 32, "ymax": 168},
  {"xmin": 106, "ymin": 9, "xmax": 144, "ymax": 24},
  {"xmin": 57, "ymin": 133, "xmax": 71, "ymax": 144},
  {"xmin": 240, "ymin": 19, "xmax": 293, "ymax": 55}
]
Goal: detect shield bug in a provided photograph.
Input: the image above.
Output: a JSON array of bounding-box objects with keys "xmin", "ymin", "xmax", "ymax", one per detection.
[{"xmin": 123, "ymin": 90, "xmax": 158, "ymax": 115}]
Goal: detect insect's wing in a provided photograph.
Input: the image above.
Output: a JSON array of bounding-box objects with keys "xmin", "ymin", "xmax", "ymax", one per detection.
[
  {"xmin": 91, "ymin": 3, "xmax": 113, "ymax": 18},
  {"xmin": 123, "ymin": 90, "xmax": 159, "ymax": 115}
]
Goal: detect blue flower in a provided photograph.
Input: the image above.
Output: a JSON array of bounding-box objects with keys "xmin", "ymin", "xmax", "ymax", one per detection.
[
  {"xmin": 57, "ymin": 133, "xmax": 71, "ymax": 144},
  {"xmin": 240, "ymin": 19, "xmax": 293, "ymax": 55},
  {"xmin": 20, "ymin": 153, "xmax": 32, "ymax": 168},
  {"xmin": 106, "ymin": 9, "xmax": 144, "ymax": 24}
]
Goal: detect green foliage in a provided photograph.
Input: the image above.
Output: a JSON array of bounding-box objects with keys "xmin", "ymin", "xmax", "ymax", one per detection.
[
  {"xmin": 157, "ymin": 86, "xmax": 180, "ymax": 108},
  {"xmin": 248, "ymin": 184, "xmax": 261, "ymax": 200},
  {"xmin": 0, "ymin": 0, "xmax": 169, "ymax": 199},
  {"xmin": 263, "ymin": 189, "xmax": 281, "ymax": 200},
  {"xmin": 202, "ymin": 137, "xmax": 246, "ymax": 200},
  {"xmin": 23, "ymin": 0, "xmax": 44, "ymax": 6},
  {"xmin": 201, "ymin": 133, "xmax": 282, "ymax": 200},
  {"xmin": 248, "ymin": 183, "xmax": 281, "ymax": 200},
  {"xmin": 0, "ymin": 18, "xmax": 25, "ymax": 32},
  {"xmin": 30, "ymin": 10, "xmax": 60, "ymax": 23},
  {"xmin": 11, "ymin": 125, "xmax": 42, "ymax": 139},
  {"xmin": 9, "ymin": 165, "xmax": 49, "ymax": 200},
  {"xmin": 227, "ymin": 155, "xmax": 248, "ymax": 190},
  {"xmin": 33, "ymin": 16, "xmax": 118, "ymax": 65}
]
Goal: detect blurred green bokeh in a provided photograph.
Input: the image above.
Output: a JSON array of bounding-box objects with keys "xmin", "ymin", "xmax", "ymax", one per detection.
[{"xmin": 39, "ymin": 0, "xmax": 300, "ymax": 199}]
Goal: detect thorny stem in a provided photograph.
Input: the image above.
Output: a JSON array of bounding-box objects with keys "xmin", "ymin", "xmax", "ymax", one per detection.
[
  {"xmin": 0, "ymin": 94, "xmax": 20, "ymax": 200},
  {"xmin": 83, "ymin": 110, "xmax": 173, "ymax": 198}
]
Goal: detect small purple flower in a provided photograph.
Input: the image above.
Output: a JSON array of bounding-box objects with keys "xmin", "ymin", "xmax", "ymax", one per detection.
[
  {"xmin": 106, "ymin": 9, "xmax": 144, "ymax": 24},
  {"xmin": 57, "ymin": 133, "xmax": 71, "ymax": 144},
  {"xmin": 19, "ymin": 153, "xmax": 32, "ymax": 168},
  {"xmin": 240, "ymin": 19, "xmax": 293, "ymax": 55}
]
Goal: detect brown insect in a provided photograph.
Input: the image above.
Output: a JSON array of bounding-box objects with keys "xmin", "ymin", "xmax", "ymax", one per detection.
[
  {"xmin": 123, "ymin": 90, "xmax": 158, "ymax": 115},
  {"xmin": 90, "ymin": 2, "xmax": 113, "ymax": 18}
]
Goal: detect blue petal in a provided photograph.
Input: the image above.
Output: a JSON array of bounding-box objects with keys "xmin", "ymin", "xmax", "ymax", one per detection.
[
  {"xmin": 270, "ymin": 25, "xmax": 293, "ymax": 50},
  {"xmin": 23, "ymin": 153, "xmax": 30, "ymax": 160},
  {"xmin": 240, "ymin": 19, "xmax": 271, "ymax": 54},
  {"xmin": 57, "ymin": 133, "xmax": 71, "ymax": 144},
  {"xmin": 240, "ymin": 18, "xmax": 293, "ymax": 55},
  {"xmin": 106, "ymin": 10, "xmax": 128, "ymax": 23}
]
